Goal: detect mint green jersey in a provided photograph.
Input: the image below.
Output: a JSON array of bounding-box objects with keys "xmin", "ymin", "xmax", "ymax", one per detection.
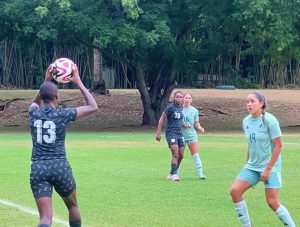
[
  {"xmin": 182, "ymin": 106, "xmax": 199, "ymax": 142},
  {"xmin": 242, "ymin": 112, "xmax": 282, "ymax": 172}
]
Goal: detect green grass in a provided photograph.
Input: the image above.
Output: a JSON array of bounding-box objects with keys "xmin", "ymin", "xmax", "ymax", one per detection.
[
  {"xmin": 0, "ymin": 89, "xmax": 139, "ymax": 100},
  {"xmin": 0, "ymin": 132, "xmax": 299, "ymax": 227}
]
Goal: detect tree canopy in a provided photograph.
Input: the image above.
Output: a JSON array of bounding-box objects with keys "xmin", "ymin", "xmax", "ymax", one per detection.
[{"xmin": 1, "ymin": 0, "xmax": 300, "ymax": 124}]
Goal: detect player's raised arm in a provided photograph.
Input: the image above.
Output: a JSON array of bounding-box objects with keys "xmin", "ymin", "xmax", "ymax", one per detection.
[
  {"xmin": 30, "ymin": 64, "xmax": 54, "ymax": 107},
  {"xmin": 70, "ymin": 65, "xmax": 98, "ymax": 119}
]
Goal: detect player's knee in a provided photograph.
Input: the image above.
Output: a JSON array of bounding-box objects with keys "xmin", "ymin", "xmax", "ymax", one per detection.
[
  {"xmin": 65, "ymin": 199, "xmax": 78, "ymax": 210},
  {"xmin": 172, "ymin": 151, "xmax": 179, "ymax": 158},
  {"xmin": 63, "ymin": 193, "xmax": 79, "ymax": 210},
  {"xmin": 230, "ymin": 186, "xmax": 240, "ymax": 198},
  {"xmin": 266, "ymin": 197, "xmax": 279, "ymax": 210}
]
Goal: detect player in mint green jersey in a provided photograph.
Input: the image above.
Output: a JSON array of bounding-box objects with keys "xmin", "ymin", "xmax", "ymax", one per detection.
[
  {"xmin": 230, "ymin": 91, "xmax": 295, "ymax": 227},
  {"xmin": 180, "ymin": 93, "xmax": 206, "ymax": 180}
]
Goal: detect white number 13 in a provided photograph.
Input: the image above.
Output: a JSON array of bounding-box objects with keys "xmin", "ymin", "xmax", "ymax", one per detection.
[
  {"xmin": 175, "ymin": 112, "xmax": 181, "ymax": 119},
  {"xmin": 34, "ymin": 120, "xmax": 56, "ymax": 144}
]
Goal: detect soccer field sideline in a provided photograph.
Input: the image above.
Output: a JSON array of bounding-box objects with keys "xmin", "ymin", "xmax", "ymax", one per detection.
[{"xmin": 0, "ymin": 198, "xmax": 69, "ymax": 226}]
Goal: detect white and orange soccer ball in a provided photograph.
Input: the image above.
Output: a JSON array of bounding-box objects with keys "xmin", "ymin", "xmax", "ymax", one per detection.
[{"xmin": 51, "ymin": 58, "xmax": 75, "ymax": 83}]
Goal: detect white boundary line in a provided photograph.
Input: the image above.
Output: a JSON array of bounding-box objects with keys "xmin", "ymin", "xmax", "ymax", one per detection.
[{"xmin": 0, "ymin": 199, "xmax": 69, "ymax": 226}]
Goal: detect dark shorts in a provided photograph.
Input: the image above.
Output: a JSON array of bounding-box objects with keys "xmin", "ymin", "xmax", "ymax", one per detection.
[
  {"xmin": 166, "ymin": 134, "xmax": 185, "ymax": 148},
  {"xmin": 30, "ymin": 159, "xmax": 76, "ymax": 199}
]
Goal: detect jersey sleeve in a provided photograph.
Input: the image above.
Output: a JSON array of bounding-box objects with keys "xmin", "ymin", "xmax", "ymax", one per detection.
[
  {"xmin": 163, "ymin": 105, "xmax": 172, "ymax": 117},
  {"xmin": 268, "ymin": 117, "xmax": 282, "ymax": 139},
  {"xmin": 61, "ymin": 108, "xmax": 77, "ymax": 122},
  {"xmin": 242, "ymin": 118, "xmax": 247, "ymax": 132},
  {"xmin": 28, "ymin": 104, "xmax": 39, "ymax": 115}
]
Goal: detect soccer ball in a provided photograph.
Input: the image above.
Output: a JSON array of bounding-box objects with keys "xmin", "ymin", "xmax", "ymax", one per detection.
[{"xmin": 51, "ymin": 58, "xmax": 75, "ymax": 83}]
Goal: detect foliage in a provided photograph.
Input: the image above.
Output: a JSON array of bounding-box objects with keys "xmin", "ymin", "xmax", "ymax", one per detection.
[{"xmin": 2, "ymin": 0, "xmax": 300, "ymax": 123}]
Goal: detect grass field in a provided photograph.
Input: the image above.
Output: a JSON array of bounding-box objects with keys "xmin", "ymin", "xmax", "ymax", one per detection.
[{"xmin": 0, "ymin": 131, "xmax": 299, "ymax": 227}]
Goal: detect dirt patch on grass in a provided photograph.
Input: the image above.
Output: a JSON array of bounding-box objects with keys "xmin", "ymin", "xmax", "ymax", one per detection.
[{"xmin": 0, "ymin": 89, "xmax": 300, "ymax": 131}]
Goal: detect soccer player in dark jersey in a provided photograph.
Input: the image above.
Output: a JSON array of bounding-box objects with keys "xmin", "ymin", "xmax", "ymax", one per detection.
[
  {"xmin": 28, "ymin": 64, "xmax": 98, "ymax": 227},
  {"xmin": 156, "ymin": 91, "xmax": 185, "ymax": 181}
]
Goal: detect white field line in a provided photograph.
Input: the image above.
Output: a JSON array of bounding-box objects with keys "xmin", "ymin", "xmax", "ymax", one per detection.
[{"xmin": 0, "ymin": 199, "xmax": 69, "ymax": 226}]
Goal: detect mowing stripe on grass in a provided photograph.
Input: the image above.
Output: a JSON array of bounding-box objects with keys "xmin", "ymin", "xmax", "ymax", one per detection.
[{"xmin": 0, "ymin": 199, "xmax": 69, "ymax": 226}]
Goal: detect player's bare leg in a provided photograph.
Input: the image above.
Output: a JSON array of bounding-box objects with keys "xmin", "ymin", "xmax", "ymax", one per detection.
[
  {"xmin": 62, "ymin": 189, "xmax": 81, "ymax": 227},
  {"xmin": 36, "ymin": 197, "xmax": 52, "ymax": 227},
  {"xmin": 265, "ymin": 189, "xmax": 295, "ymax": 227},
  {"xmin": 230, "ymin": 179, "xmax": 253, "ymax": 227}
]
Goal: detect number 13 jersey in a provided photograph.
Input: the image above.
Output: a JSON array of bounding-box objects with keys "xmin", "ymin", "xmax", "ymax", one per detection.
[{"xmin": 29, "ymin": 105, "xmax": 77, "ymax": 161}]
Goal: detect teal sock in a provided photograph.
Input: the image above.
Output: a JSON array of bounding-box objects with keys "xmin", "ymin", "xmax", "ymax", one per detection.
[
  {"xmin": 234, "ymin": 200, "xmax": 251, "ymax": 227},
  {"xmin": 192, "ymin": 153, "xmax": 204, "ymax": 177},
  {"xmin": 275, "ymin": 205, "xmax": 295, "ymax": 227}
]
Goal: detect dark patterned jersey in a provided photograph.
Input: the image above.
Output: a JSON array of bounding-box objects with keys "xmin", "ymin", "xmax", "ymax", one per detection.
[
  {"xmin": 28, "ymin": 105, "xmax": 77, "ymax": 161},
  {"xmin": 164, "ymin": 102, "xmax": 183, "ymax": 136}
]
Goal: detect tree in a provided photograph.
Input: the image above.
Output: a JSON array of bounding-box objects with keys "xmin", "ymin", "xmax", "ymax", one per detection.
[
  {"xmin": 2, "ymin": 0, "xmax": 300, "ymax": 125},
  {"xmin": 90, "ymin": 0, "xmax": 215, "ymax": 125},
  {"xmin": 232, "ymin": 0, "xmax": 300, "ymax": 87}
]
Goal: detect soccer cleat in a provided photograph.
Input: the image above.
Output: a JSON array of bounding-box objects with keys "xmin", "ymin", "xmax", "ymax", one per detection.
[
  {"xmin": 166, "ymin": 174, "xmax": 172, "ymax": 180},
  {"xmin": 171, "ymin": 174, "xmax": 180, "ymax": 181},
  {"xmin": 199, "ymin": 174, "xmax": 206, "ymax": 180}
]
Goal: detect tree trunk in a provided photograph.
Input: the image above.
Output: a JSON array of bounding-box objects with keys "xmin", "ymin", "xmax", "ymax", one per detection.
[
  {"xmin": 235, "ymin": 43, "xmax": 241, "ymax": 71},
  {"xmin": 93, "ymin": 47, "xmax": 102, "ymax": 83},
  {"xmin": 92, "ymin": 39, "xmax": 108, "ymax": 94},
  {"xmin": 134, "ymin": 60, "xmax": 177, "ymax": 125},
  {"xmin": 134, "ymin": 61, "xmax": 157, "ymax": 125},
  {"xmin": 156, "ymin": 70, "xmax": 176, "ymax": 119}
]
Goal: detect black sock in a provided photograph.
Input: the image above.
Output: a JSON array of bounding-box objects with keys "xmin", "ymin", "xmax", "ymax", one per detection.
[
  {"xmin": 70, "ymin": 220, "xmax": 81, "ymax": 227},
  {"xmin": 38, "ymin": 224, "xmax": 50, "ymax": 227},
  {"xmin": 170, "ymin": 163, "xmax": 178, "ymax": 174}
]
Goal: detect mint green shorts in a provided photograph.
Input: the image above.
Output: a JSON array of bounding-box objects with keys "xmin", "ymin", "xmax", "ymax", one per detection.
[
  {"xmin": 184, "ymin": 138, "xmax": 198, "ymax": 145},
  {"xmin": 183, "ymin": 134, "xmax": 198, "ymax": 145},
  {"xmin": 237, "ymin": 167, "xmax": 282, "ymax": 189}
]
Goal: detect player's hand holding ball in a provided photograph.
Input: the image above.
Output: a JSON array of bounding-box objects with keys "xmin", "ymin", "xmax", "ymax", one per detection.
[
  {"xmin": 44, "ymin": 64, "xmax": 54, "ymax": 82},
  {"xmin": 69, "ymin": 64, "xmax": 83, "ymax": 87}
]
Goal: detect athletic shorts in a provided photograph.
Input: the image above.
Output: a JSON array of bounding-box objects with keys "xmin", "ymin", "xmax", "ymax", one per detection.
[
  {"xmin": 237, "ymin": 167, "xmax": 282, "ymax": 189},
  {"xmin": 30, "ymin": 159, "xmax": 76, "ymax": 199},
  {"xmin": 184, "ymin": 138, "xmax": 198, "ymax": 146},
  {"xmin": 165, "ymin": 134, "xmax": 185, "ymax": 148}
]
